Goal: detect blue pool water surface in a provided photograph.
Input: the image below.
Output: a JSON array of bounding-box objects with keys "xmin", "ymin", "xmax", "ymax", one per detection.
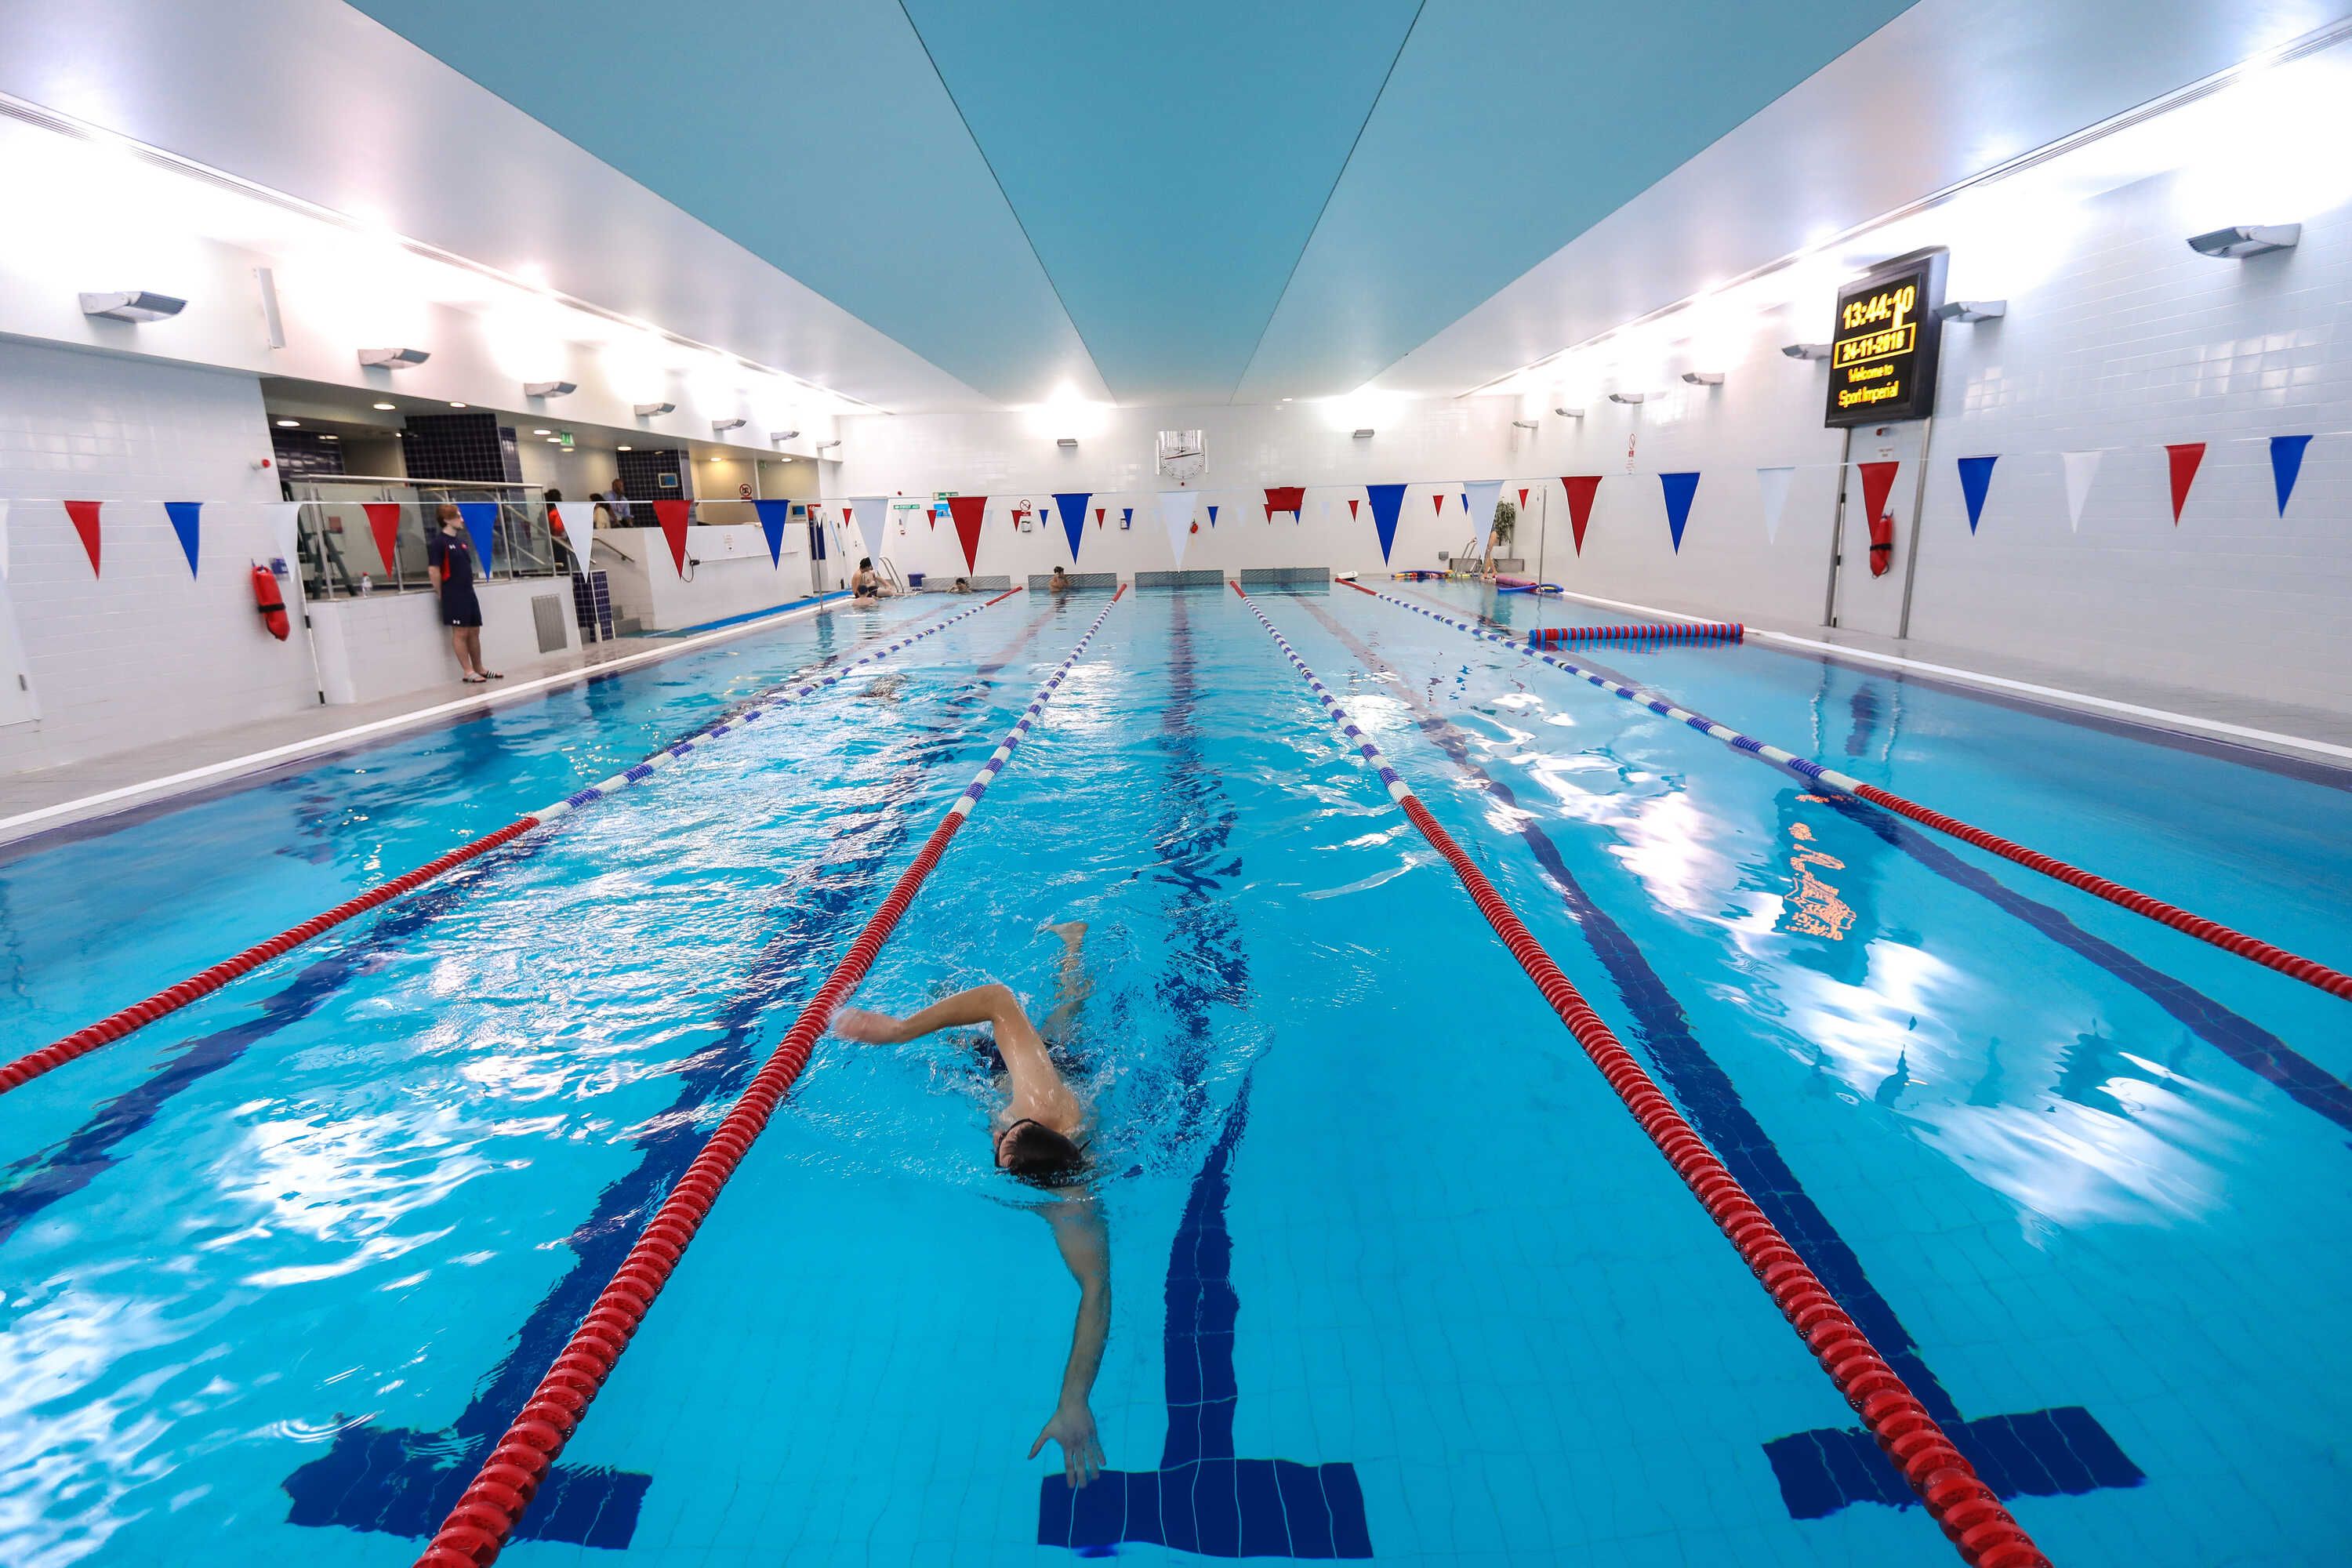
[{"xmin": 0, "ymin": 583, "xmax": 2347, "ymax": 1566}]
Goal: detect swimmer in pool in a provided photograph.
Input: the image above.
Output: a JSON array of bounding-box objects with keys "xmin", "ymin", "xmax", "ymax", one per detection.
[{"xmin": 832, "ymin": 920, "xmax": 1107, "ymax": 1486}]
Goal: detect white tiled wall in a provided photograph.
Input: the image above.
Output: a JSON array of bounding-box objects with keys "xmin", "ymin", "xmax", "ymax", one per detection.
[
  {"xmin": 0, "ymin": 339, "xmax": 314, "ymax": 773},
  {"xmin": 309, "ymin": 579, "xmax": 577, "ymax": 706}
]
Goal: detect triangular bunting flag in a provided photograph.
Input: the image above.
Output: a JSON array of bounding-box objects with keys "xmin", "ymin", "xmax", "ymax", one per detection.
[
  {"xmin": 1264, "ymin": 485, "xmax": 1305, "ymax": 521},
  {"xmin": 851, "ymin": 497, "xmax": 889, "ymax": 559},
  {"xmin": 64, "ymin": 500, "xmax": 103, "ymax": 576},
  {"xmin": 1856, "ymin": 460, "xmax": 1900, "ymax": 526},
  {"xmin": 2270, "ymin": 434, "xmax": 2313, "ymax": 516},
  {"xmin": 947, "ymin": 495, "xmax": 989, "ymax": 572},
  {"xmin": 555, "ymin": 499, "xmax": 594, "ymax": 565},
  {"xmin": 2060, "ymin": 451, "xmax": 2100, "ymax": 532},
  {"xmin": 1348, "ymin": 497, "xmax": 1360, "ymax": 519},
  {"xmin": 1094, "ymin": 506, "xmax": 1105, "ymax": 528},
  {"xmin": 1365, "ymin": 483, "xmax": 1406, "ymax": 564},
  {"xmin": 753, "ymin": 499, "xmax": 793, "ymax": 565},
  {"xmin": 2164, "ymin": 441, "xmax": 2206, "ymax": 524},
  {"xmin": 1430, "ymin": 493, "xmax": 1446, "ymax": 517},
  {"xmin": 363, "ymin": 502, "xmax": 403, "ymax": 574},
  {"xmin": 1518, "ymin": 487, "xmax": 1529, "ymax": 508},
  {"xmin": 1755, "ymin": 467, "xmax": 1795, "ymax": 544},
  {"xmin": 1157, "ymin": 491, "xmax": 1196, "ymax": 566},
  {"xmin": 1054, "ymin": 492, "xmax": 1091, "ymax": 561},
  {"xmin": 163, "ymin": 501, "xmax": 203, "ymax": 576},
  {"xmin": 1207, "ymin": 504, "xmax": 1220, "ymax": 528},
  {"xmin": 1463, "ymin": 481, "xmax": 1503, "ymax": 542},
  {"xmin": 456, "ymin": 501, "xmax": 499, "ymax": 569},
  {"xmin": 653, "ymin": 498, "xmax": 692, "ymax": 574},
  {"xmin": 1559, "ymin": 476, "xmax": 1601, "ymax": 556},
  {"xmin": 1121, "ymin": 507, "xmax": 1133, "ymax": 529},
  {"xmin": 1658, "ymin": 472, "xmax": 1701, "ymax": 554},
  {"xmin": 1955, "ymin": 456, "xmax": 1997, "ymax": 535}
]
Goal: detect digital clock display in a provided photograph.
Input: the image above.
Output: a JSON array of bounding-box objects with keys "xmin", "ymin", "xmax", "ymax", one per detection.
[{"xmin": 1824, "ymin": 250, "xmax": 1947, "ymax": 427}]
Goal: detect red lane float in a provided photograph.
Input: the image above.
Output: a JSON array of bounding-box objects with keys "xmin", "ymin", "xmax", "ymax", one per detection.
[
  {"xmin": 1377, "ymin": 585, "xmax": 2352, "ymax": 1005},
  {"xmin": 412, "ymin": 593, "xmax": 1122, "ymax": 1568},
  {"xmin": 2, "ymin": 596, "xmax": 1018, "ymax": 1100},
  {"xmin": 1526, "ymin": 621, "xmax": 1741, "ymax": 648},
  {"xmin": 1231, "ymin": 583, "xmax": 2049, "ymax": 1568}
]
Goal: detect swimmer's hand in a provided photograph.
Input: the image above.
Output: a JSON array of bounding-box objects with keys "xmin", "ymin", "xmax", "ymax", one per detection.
[
  {"xmin": 1031, "ymin": 1401, "xmax": 1103, "ymax": 1489},
  {"xmin": 829, "ymin": 1007, "xmax": 906, "ymax": 1045}
]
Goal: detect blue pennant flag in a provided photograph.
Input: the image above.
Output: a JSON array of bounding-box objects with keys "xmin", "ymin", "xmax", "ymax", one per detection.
[
  {"xmin": 753, "ymin": 499, "xmax": 793, "ymax": 565},
  {"xmin": 2270, "ymin": 434, "xmax": 2313, "ymax": 517},
  {"xmin": 1365, "ymin": 483, "xmax": 1406, "ymax": 564},
  {"xmin": 163, "ymin": 501, "xmax": 202, "ymax": 576},
  {"xmin": 1207, "ymin": 504, "xmax": 1219, "ymax": 527},
  {"xmin": 1955, "ymin": 456, "xmax": 1998, "ymax": 535},
  {"xmin": 456, "ymin": 501, "xmax": 499, "ymax": 568},
  {"xmin": 1459, "ymin": 492, "xmax": 1468, "ymax": 514},
  {"xmin": 1658, "ymin": 472, "xmax": 1700, "ymax": 554},
  {"xmin": 1053, "ymin": 492, "xmax": 1091, "ymax": 561}
]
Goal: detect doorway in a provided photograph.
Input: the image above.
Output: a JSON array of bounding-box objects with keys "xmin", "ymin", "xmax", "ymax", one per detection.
[{"xmin": 1825, "ymin": 419, "xmax": 1929, "ymax": 637}]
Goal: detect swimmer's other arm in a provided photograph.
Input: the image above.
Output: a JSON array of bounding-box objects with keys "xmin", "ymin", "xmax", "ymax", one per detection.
[
  {"xmin": 1033, "ymin": 1196, "xmax": 1109, "ymax": 1487},
  {"xmin": 833, "ymin": 983, "xmax": 1057, "ymax": 1077}
]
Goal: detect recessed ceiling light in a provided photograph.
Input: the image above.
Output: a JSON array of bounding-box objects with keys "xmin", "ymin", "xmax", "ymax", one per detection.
[
  {"xmin": 372, "ymin": 401, "xmax": 396, "ymax": 411},
  {"xmin": 546, "ymin": 436, "xmax": 562, "ymax": 443},
  {"xmin": 448, "ymin": 401, "xmax": 467, "ymax": 408},
  {"xmin": 617, "ymin": 445, "xmax": 632, "ymax": 452},
  {"xmin": 532, "ymin": 428, "xmax": 551, "ymax": 435},
  {"xmin": 275, "ymin": 418, "xmax": 299, "ymax": 427},
  {"xmin": 320, "ymin": 434, "xmax": 339, "ymax": 441}
]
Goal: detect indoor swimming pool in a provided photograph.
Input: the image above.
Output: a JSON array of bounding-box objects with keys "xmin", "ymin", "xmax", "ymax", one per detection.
[{"xmin": 2, "ymin": 582, "xmax": 2347, "ymax": 1566}]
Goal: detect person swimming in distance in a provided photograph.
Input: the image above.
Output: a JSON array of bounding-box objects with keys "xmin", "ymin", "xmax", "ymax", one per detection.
[
  {"xmin": 1048, "ymin": 565, "xmax": 1071, "ymax": 596},
  {"xmin": 831, "ymin": 921, "xmax": 1106, "ymax": 1486},
  {"xmin": 949, "ymin": 575, "xmax": 971, "ymax": 594}
]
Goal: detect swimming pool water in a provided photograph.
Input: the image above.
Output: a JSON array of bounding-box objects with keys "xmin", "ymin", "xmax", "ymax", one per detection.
[{"xmin": 1, "ymin": 583, "xmax": 2347, "ymax": 1566}]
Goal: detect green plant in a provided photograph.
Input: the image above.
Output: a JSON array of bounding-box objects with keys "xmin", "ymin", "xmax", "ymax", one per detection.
[{"xmin": 1491, "ymin": 499, "xmax": 1516, "ymax": 546}]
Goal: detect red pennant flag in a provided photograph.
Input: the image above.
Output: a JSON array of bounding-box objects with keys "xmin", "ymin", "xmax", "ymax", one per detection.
[
  {"xmin": 947, "ymin": 495, "xmax": 988, "ymax": 571},
  {"xmin": 653, "ymin": 499, "xmax": 692, "ymax": 575},
  {"xmin": 1094, "ymin": 506, "xmax": 1105, "ymax": 528},
  {"xmin": 362, "ymin": 502, "xmax": 402, "ymax": 572},
  {"xmin": 1518, "ymin": 488, "xmax": 1529, "ymax": 508},
  {"xmin": 1263, "ymin": 485, "xmax": 1305, "ymax": 521},
  {"xmin": 1857, "ymin": 460, "xmax": 1901, "ymax": 528},
  {"xmin": 1430, "ymin": 493, "xmax": 1446, "ymax": 516},
  {"xmin": 2165, "ymin": 441, "xmax": 2206, "ymax": 524},
  {"xmin": 1559, "ymin": 477, "xmax": 1602, "ymax": 556},
  {"xmin": 64, "ymin": 499, "xmax": 103, "ymax": 575},
  {"xmin": 1348, "ymin": 497, "xmax": 1360, "ymax": 519}
]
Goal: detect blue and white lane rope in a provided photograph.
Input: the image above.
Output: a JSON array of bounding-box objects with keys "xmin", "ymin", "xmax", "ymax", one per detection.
[
  {"xmin": 530, "ymin": 592, "xmax": 1015, "ymax": 826},
  {"xmin": 1365, "ymin": 586, "xmax": 2352, "ymax": 1002},
  {"xmin": 1374, "ymin": 588, "xmax": 1867, "ymax": 790},
  {"xmin": 1232, "ymin": 589, "xmax": 1416, "ymax": 804},
  {"xmin": 949, "ymin": 586, "xmax": 1124, "ymax": 818}
]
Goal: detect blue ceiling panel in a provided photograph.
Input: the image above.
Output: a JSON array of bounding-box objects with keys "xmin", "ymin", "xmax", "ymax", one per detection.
[
  {"xmin": 899, "ymin": 0, "xmax": 1423, "ymax": 405},
  {"xmin": 1234, "ymin": 0, "xmax": 1918, "ymax": 401}
]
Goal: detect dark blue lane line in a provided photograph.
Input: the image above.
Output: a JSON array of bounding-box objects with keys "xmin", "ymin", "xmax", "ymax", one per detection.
[
  {"xmin": 1433, "ymin": 593, "xmax": 2352, "ymax": 1138},
  {"xmin": 279, "ymin": 599, "xmax": 1067, "ymax": 1550},
  {"xmin": 1300, "ymin": 595, "xmax": 2140, "ymax": 1523},
  {"xmin": 1041, "ymin": 592, "xmax": 1370, "ymax": 1559}
]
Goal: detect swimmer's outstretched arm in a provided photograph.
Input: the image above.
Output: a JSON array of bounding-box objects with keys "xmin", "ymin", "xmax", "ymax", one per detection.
[
  {"xmin": 1031, "ymin": 1194, "xmax": 1109, "ymax": 1488},
  {"xmin": 833, "ymin": 983, "xmax": 1065, "ymax": 1095}
]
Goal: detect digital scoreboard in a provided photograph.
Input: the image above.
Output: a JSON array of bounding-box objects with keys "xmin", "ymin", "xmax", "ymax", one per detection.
[{"xmin": 1824, "ymin": 249, "xmax": 1947, "ymax": 427}]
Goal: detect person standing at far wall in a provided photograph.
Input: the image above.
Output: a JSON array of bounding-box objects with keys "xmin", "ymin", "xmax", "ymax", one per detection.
[{"xmin": 429, "ymin": 503, "xmax": 501, "ymax": 684}]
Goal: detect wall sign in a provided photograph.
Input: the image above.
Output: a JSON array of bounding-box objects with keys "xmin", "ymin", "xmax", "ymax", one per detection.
[{"xmin": 1824, "ymin": 250, "xmax": 1947, "ymax": 427}]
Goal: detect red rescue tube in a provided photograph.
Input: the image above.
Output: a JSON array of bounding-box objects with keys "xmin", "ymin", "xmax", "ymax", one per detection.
[{"xmin": 252, "ymin": 564, "xmax": 289, "ymax": 641}]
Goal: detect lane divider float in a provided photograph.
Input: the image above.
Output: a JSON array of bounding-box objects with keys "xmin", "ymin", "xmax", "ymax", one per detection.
[
  {"xmin": 1232, "ymin": 582, "xmax": 2049, "ymax": 1568},
  {"xmin": 414, "ymin": 589, "xmax": 1122, "ymax": 1566},
  {"xmin": 0, "ymin": 591, "xmax": 1025, "ymax": 1100},
  {"xmin": 1366, "ymin": 584, "xmax": 2352, "ymax": 1004},
  {"xmin": 1526, "ymin": 621, "xmax": 1741, "ymax": 647}
]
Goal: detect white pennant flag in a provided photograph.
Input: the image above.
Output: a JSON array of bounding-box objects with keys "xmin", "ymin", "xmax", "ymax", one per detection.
[
  {"xmin": 2060, "ymin": 451, "xmax": 2102, "ymax": 533},
  {"xmin": 1157, "ymin": 490, "xmax": 1197, "ymax": 567},
  {"xmin": 1755, "ymin": 466, "xmax": 1795, "ymax": 543},
  {"xmin": 1462, "ymin": 480, "xmax": 1504, "ymax": 550},
  {"xmin": 554, "ymin": 498, "xmax": 593, "ymax": 567},
  {"xmin": 850, "ymin": 496, "xmax": 889, "ymax": 559}
]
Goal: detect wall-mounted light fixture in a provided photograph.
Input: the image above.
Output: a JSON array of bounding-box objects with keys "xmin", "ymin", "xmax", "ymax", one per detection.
[
  {"xmin": 1607, "ymin": 391, "xmax": 1645, "ymax": 405},
  {"xmin": 1352, "ymin": 427, "xmax": 1374, "ymax": 439},
  {"xmin": 769, "ymin": 428, "xmax": 800, "ymax": 444},
  {"xmin": 1680, "ymin": 371, "xmax": 1724, "ymax": 387},
  {"xmin": 2186, "ymin": 223, "xmax": 2299, "ymax": 259},
  {"xmin": 359, "ymin": 347, "xmax": 430, "ymax": 369},
  {"xmin": 524, "ymin": 379, "xmax": 577, "ymax": 397},
  {"xmin": 1780, "ymin": 343, "xmax": 1831, "ymax": 360},
  {"xmin": 815, "ymin": 439, "xmax": 841, "ymax": 452},
  {"xmin": 1511, "ymin": 419, "xmax": 1539, "ymax": 430},
  {"xmin": 1057, "ymin": 437, "xmax": 1080, "ymax": 448},
  {"xmin": 633, "ymin": 401, "xmax": 676, "ymax": 416},
  {"xmin": 79, "ymin": 290, "xmax": 187, "ymax": 322},
  {"xmin": 711, "ymin": 417, "xmax": 746, "ymax": 433},
  {"xmin": 1554, "ymin": 406, "xmax": 1584, "ymax": 419},
  {"xmin": 1934, "ymin": 299, "xmax": 2006, "ymax": 323}
]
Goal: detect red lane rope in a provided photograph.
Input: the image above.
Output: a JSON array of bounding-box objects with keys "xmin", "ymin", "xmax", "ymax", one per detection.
[
  {"xmin": 1526, "ymin": 621, "xmax": 1742, "ymax": 646},
  {"xmin": 1233, "ymin": 583, "xmax": 2049, "ymax": 1568},
  {"xmin": 1, "ymin": 820, "xmax": 538, "ymax": 1094},
  {"xmin": 3, "ymin": 597, "xmax": 1018, "ymax": 1100},
  {"xmin": 412, "ymin": 594, "xmax": 1122, "ymax": 1567},
  {"xmin": 1850, "ymin": 782, "xmax": 2352, "ymax": 1000}
]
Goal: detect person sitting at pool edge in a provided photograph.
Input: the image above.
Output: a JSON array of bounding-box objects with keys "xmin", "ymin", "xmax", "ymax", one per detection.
[
  {"xmin": 1049, "ymin": 566, "xmax": 1070, "ymax": 595},
  {"xmin": 851, "ymin": 556, "xmax": 887, "ymax": 602},
  {"xmin": 832, "ymin": 922, "xmax": 1107, "ymax": 1487}
]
